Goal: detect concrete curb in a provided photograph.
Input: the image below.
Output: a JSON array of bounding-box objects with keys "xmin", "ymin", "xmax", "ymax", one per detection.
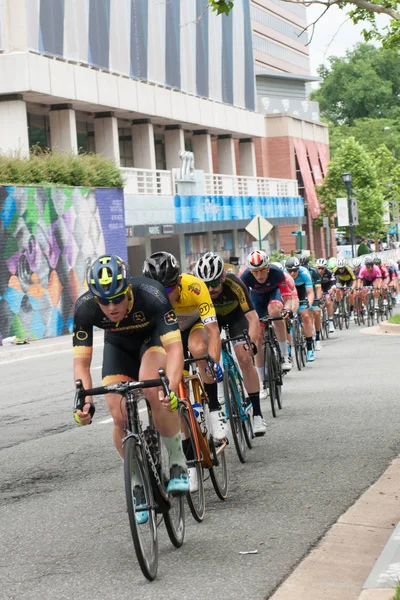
[
  {"xmin": 0, "ymin": 330, "xmax": 104, "ymax": 362},
  {"xmin": 379, "ymin": 321, "xmax": 400, "ymax": 335},
  {"xmin": 269, "ymin": 458, "xmax": 400, "ymax": 600}
]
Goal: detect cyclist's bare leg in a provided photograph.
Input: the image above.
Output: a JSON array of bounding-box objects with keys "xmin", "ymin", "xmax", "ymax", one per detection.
[{"xmin": 234, "ymin": 343, "xmax": 259, "ymax": 394}]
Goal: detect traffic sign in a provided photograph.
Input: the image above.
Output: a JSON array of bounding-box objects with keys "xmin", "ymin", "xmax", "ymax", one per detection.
[
  {"xmin": 245, "ymin": 215, "xmax": 273, "ymax": 242},
  {"xmin": 291, "ymin": 231, "xmax": 305, "ymax": 236},
  {"xmin": 322, "ymin": 216, "xmax": 329, "ymax": 228}
]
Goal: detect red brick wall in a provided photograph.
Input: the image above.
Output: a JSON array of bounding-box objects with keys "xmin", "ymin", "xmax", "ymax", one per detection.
[
  {"xmin": 254, "ymin": 138, "xmax": 268, "ymax": 178},
  {"xmin": 265, "ymin": 137, "xmax": 297, "ymax": 179},
  {"xmin": 278, "ymin": 224, "xmax": 299, "ymax": 254}
]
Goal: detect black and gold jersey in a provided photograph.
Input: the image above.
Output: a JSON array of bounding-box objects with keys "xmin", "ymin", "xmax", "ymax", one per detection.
[
  {"xmin": 212, "ymin": 273, "xmax": 253, "ymax": 324},
  {"xmin": 73, "ymin": 276, "xmax": 181, "ymax": 358}
]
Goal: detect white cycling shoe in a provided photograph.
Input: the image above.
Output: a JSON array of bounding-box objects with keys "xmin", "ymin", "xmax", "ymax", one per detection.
[
  {"xmin": 253, "ymin": 415, "xmax": 267, "ymax": 436},
  {"xmin": 329, "ymin": 322, "xmax": 335, "ymax": 333},
  {"xmin": 259, "ymin": 385, "xmax": 268, "ymax": 400},
  {"xmin": 315, "ymin": 340, "xmax": 322, "ymax": 351},
  {"xmin": 210, "ymin": 410, "xmax": 229, "ymax": 441},
  {"xmin": 281, "ymin": 356, "xmax": 292, "ymax": 371},
  {"xmin": 188, "ymin": 467, "xmax": 199, "ymax": 493}
]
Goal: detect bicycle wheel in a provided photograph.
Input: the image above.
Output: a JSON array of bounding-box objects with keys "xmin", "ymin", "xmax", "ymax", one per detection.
[
  {"xmin": 208, "ymin": 438, "xmax": 228, "ymax": 500},
  {"xmin": 337, "ymin": 301, "xmax": 343, "ymax": 330},
  {"xmin": 124, "ymin": 436, "xmax": 158, "ymax": 581},
  {"xmin": 180, "ymin": 408, "xmax": 205, "ymax": 523},
  {"xmin": 292, "ymin": 319, "xmax": 302, "ymax": 371},
  {"xmin": 234, "ymin": 372, "xmax": 253, "ymax": 449},
  {"xmin": 272, "ymin": 340, "xmax": 283, "ymax": 410},
  {"xmin": 264, "ymin": 343, "xmax": 277, "ymax": 417},
  {"xmin": 159, "ymin": 439, "xmax": 185, "ymax": 547},
  {"xmin": 344, "ymin": 303, "xmax": 350, "ymax": 329},
  {"xmin": 224, "ymin": 371, "xmax": 247, "ymax": 463}
]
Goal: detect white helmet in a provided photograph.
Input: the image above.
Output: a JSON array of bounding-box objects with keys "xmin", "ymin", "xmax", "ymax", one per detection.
[
  {"xmin": 388, "ymin": 260, "xmax": 396, "ymax": 267},
  {"xmin": 316, "ymin": 258, "xmax": 327, "ymax": 268},
  {"xmin": 352, "ymin": 258, "xmax": 362, "ymax": 267},
  {"xmin": 246, "ymin": 250, "xmax": 269, "ymax": 271},
  {"xmin": 271, "ymin": 261, "xmax": 284, "ymax": 271},
  {"xmin": 195, "ymin": 252, "xmax": 224, "ymax": 282},
  {"xmin": 337, "ymin": 257, "xmax": 347, "ymax": 268}
]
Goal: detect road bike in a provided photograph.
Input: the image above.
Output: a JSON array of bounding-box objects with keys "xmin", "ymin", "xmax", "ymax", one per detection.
[
  {"xmin": 221, "ymin": 327, "xmax": 254, "ymax": 464},
  {"xmin": 74, "ymin": 370, "xmax": 184, "ymax": 582},
  {"xmin": 290, "ymin": 304, "xmax": 308, "ymax": 372},
  {"xmin": 260, "ymin": 315, "xmax": 284, "ymax": 418},
  {"xmin": 179, "ymin": 355, "xmax": 229, "ymax": 523}
]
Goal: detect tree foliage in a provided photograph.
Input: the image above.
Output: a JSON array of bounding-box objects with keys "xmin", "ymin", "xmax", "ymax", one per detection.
[
  {"xmin": 329, "ymin": 118, "xmax": 400, "ymax": 158},
  {"xmin": 317, "ymin": 137, "xmax": 384, "ymax": 236},
  {"xmin": 312, "ymin": 44, "xmax": 400, "ymax": 125}
]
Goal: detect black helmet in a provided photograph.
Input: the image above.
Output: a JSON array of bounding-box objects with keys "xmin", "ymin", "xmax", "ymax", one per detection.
[
  {"xmin": 364, "ymin": 257, "xmax": 374, "ymax": 267},
  {"xmin": 285, "ymin": 257, "xmax": 300, "ymax": 271},
  {"xmin": 87, "ymin": 255, "xmax": 130, "ymax": 300},
  {"xmin": 143, "ymin": 252, "xmax": 181, "ymax": 286},
  {"xmin": 299, "ymin": 255, "xmax": 309, "ymax": 267}
]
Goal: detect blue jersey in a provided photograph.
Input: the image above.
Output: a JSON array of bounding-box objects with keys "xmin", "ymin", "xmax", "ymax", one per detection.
[
  {"xmin": 287, "ymin": 266, "xmax": 313, "ymax": 289},
  {"xmin": 240, "ymin": 265, "xmax": 288, "ymax": 296}
]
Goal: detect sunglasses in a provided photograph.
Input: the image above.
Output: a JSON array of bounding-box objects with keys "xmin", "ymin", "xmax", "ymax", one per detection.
[
  {"xmin": 288, "ymin": 268, "xmax": 299, "ymax": 273},
  {"xmin": 207, "ymin": 278, "xmax": 222, "ymax": 288},
  {"xmin": 164, "ymin": 284, "xmax": 178, "ymax": 294},
  {"xmin": 251, "ymin": 267, "xmax": 268, "ymax": 274},
  {"xmin": 95, "ymin": 287, "xmax": 129, "ymax": 306}
]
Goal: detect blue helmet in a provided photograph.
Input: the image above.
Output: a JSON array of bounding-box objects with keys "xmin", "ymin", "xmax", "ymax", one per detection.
[{"xmin": 87, "ymin": 255, "xmax": 130, "ymax": 299}]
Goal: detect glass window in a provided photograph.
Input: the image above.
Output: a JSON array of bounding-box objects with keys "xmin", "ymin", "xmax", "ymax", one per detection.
[
  {"xmin": 28, "ymin": 113, "xmax": 49, "ymax": 150},
  {"xmin": 184, "ymin": 233, "xmax": 209, "ymax": 272},
  {"xmin": 76, "ymin": 120, "xmax": 95, "ymax": 154},
  {"xmin": 155, "ymin": 134, "xmax": 166, "ymax": 170},
  {"xmin": 212, "ymin": 231, "xmax": 234, "ymax": 263},
  {"xmin": 119, "ymin": 127, "xmax": 133, "ymax": 167}
]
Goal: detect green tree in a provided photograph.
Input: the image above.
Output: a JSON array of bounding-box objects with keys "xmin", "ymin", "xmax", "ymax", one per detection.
[
  {"xmin": 329, "ymin": 118, "xmax": 400, "ymax": 159},
  {"xmin": 311, "ymin": 45, "xmax": 400, "ymax": 125},
  {"xmin": 317, "ymin": 137, "xmax": 384, "ymax": 237}
]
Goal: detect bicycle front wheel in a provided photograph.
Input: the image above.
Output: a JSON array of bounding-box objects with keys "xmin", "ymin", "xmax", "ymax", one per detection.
[
  {"xmin": 124, "ymin": 436, "xmax": 158, "ymax": 581},
  {"xmin": 264, "ymin": 343, "xmax": 278, "ymax": 417},
  {"xmin": 181, "ymin": 408, "xmax": 205, "ymax": 523},
  {"xmin": 292, "ymin": 319, "xmax": 303, "ymax": 371},
  {"xmin": 159, "ymin": 439, "xmax": 185, "ymax": 548},
  {"xmin": 224, "ymin": 372, "xmax": 247, "ymax": 463},
  {"xmin": 209, "ymin": 438, "xmax": 228, "ymax": 501}
]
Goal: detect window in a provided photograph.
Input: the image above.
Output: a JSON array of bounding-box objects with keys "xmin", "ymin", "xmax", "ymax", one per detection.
[
  {"xmin": 119, "ymin": 127, "xmax": 133, "ymax": 167},
  {"xmin": 76, "ymin": 120, "xmax": 95, "ymax": 154},
  {"xmin": 28, "ymin": 113, "xmax": 49, "ymax": 150}
]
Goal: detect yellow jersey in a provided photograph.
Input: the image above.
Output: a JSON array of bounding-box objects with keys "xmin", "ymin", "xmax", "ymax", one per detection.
[
  {"xmin": 172, "ymin": 273, "xmax": 217, "ymax": 331},
  {"xmin": 333, "ymin": 265, "xmax": 356, "ymax": 282}
]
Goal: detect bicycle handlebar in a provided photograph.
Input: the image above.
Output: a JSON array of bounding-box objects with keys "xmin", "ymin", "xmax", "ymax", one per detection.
[
  {"xmin": 74, "ymin": 368, "xmax": 171, "ymax": 412},
  {"xmin": 260, "ymin": 315, "xmax": 285, "ymax": 323},
  {"xmin": 183, "ymin": 353, "xmax": 216, "ymax": 379}
]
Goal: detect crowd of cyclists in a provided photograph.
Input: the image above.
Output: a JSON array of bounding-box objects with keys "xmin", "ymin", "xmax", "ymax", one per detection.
[{"xmin": 72, "ymin": 249, "xmax": 400, "ymax": 542}]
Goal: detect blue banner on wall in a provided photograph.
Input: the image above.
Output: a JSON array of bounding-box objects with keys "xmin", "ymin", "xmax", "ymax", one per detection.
[{"xmin": 174, "ymin": 195, "xmax": 304, "ymax": 224}]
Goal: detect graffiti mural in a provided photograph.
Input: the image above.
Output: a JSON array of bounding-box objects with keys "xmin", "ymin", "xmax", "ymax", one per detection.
[{"xmin": 0, "ymin": 186, "xmax": 126, "ymax": 341}]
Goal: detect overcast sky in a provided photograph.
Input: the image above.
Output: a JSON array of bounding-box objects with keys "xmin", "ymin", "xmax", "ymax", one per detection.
[{"xmin": 306, "ymin": 4, "xmax": 389, "ymax": 76}]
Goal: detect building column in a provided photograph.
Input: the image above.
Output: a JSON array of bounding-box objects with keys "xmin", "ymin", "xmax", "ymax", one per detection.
[
  {"xmin": 192, "ymin": 130, "xmax": 213, "ymax": 173},
  {"xmin": 239, "ymin": 138, "xmax": 256, "ymax": 177},
  {"xmin": 131, "ymin": 119, "xmax": 156, "ymax": 170},
  {"xmin": 165, "ymin": 125, "xmax": 185, "ymax": 170},
  {"xmin": 217, "ymin": 135, "xmax": 237, "ymax": 175},
  {"xmin": 49, "ymin": 104, "xmax": 78, "ymax": 155},
  {"xmin": 0, "ymin": 94, "xmax": 29, "ymax": 157},
  {"xmin": 94, "ymin": 112, "xmax": 120, "ymax": 165},
  {"xmin": 178, "ymin": 234, "xmax": 187, "ymax": 272}
]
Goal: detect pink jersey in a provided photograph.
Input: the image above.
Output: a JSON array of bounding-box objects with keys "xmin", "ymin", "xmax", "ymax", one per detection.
[
  {"xmin": 358, "ymin": 265, "xmax": 381, "ymax": 282},
  {"xmin": 284, "ymin": 272, "xmax": 298, "ymax": 298}
]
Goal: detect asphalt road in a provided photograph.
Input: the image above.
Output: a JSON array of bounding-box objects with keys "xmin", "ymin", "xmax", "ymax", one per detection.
[{"xmin": 1, "ymin": 323, "xmax": 400, "ymax": 600}]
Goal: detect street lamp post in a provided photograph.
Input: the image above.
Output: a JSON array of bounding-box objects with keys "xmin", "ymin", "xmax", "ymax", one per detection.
[{"xmin": 342, "ymin": 172, "xmax": 355, "ymax": 258}]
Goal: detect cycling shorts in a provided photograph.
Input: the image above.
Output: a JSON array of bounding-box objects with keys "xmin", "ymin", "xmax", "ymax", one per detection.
[
  {"xmin": 297, "ymin": 285, "xmax": 309, "ymax": 310},
  {"xmin": 336, "ymin": 280, "xmax": 353, "ymax": 289},
  {"xmin": 181, "ymin": 319, "xmax": 204, "ymax": 357},
  {"xmin": 102, "ymin": 328, "xmax": 164, "ymax": 384},
  {"xmin": 219, "ymin": 312, "xmax": 249, "ymax": 341},
  {"xmin": 250, "ymin": 288, "xmax": 283, "ymax": 319}
]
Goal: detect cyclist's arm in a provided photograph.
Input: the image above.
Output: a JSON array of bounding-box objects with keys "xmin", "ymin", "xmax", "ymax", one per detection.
[
  {"xmin": 315, "ymin": 284, "xmax": 322, "ymax": 300},
  {"xmin": 73, "ymin": 356, "xmax": 93, "ymax": 390},
  {"xmin": 306, "ymin": 286, "xmax": 315, "ymax": 305},
  {"xmin": 245, "ymin": 309, "xmax": 261, "ymax": 346},
  {"xmin": 204, "ymin": 320, "xmax": 221, "ymax": 364},
  {"xmin": 164, "ymin": 341, "xmax": 184, "ymax": 393}
]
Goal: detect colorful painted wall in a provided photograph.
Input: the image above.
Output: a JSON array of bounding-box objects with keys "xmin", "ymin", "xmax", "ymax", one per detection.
[{"xmin": 0, "ymin": 186, "xmax": 126, "ymax": 341}]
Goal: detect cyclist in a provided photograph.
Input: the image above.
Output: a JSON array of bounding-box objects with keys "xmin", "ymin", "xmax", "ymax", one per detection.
[
  {"xmin": 374, "ymin": 257, "xmax": 390, "ymax": 306},
  {"xmin": 195, "ymin": 252, "xmax": 267, "ymax": 436},
  {"xmin": 73, "ymin": 255, "xmax": 189, "ymax": 522},
  {"xmin": 315, "ymin": 258, "xmax": 336, "ymax": 334},
  {"xmin": 285, "ymin": 257, "xmax": 316, "ymax": 362},
  {"xmin": 387, "ymin": 260, "xmax": 399, "ymax": 303},
  {"xmin": 142, "ymin": 251, "xmax": 228, "ymax": 442},
  {"xmin": 333, "ymin": 258, "xmax": 357, "ymax": 319},
  {"xmin": 271, "ymin": 261, "xmax": 299, "ymax": 359},
  {"xmin": 299, "ymin": 256, "xmax": 323, "ymax": 351},
  {"xmin": 327, "ymin": 257, "xmax": 337, "ymax": 270},
  {"xmin": 240, "ymin": 250, "xmax": 293, "ymax": 373},
  {"xmin": 356, "ymin": 256, "xmax": 382, "ymax": 307},
  {"xmin": 351, "ymin": 258, "xmax": 362, "ymax": 278}
]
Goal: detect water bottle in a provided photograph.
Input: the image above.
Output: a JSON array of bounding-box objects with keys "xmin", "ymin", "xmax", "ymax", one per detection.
[{"xmin": 192, "ymin": 402, "xmax": 206, "ymax": 434}]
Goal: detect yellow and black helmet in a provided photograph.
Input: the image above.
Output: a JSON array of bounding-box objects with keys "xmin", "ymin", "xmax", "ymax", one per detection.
[{"xmin": 87, "ymin": 255, "xmax": 130, "ymax": 300}]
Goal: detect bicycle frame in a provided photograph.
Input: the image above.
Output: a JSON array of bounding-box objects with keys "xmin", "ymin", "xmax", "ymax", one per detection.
[{"xmin": 221, "ymin": 343, "xmax": 251, "ymax": 425}]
